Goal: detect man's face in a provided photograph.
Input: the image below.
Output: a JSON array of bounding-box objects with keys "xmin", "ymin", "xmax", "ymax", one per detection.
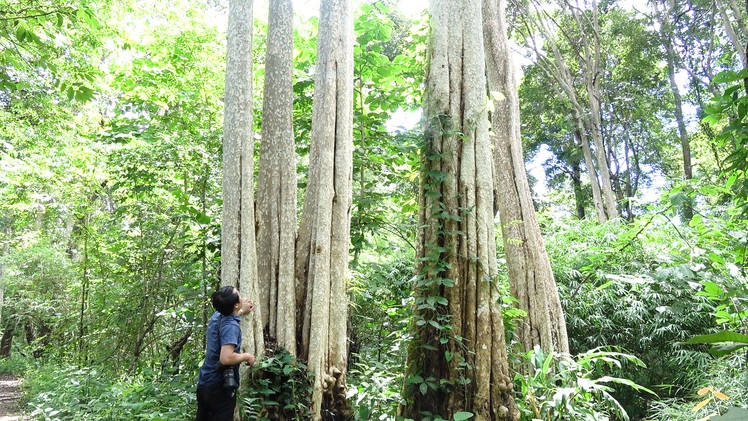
[{"xmin": 234, "ymin": 288, "xmax": 243, "ymax": 306}]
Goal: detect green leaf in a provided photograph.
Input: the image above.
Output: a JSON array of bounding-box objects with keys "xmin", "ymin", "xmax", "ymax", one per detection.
[
  {"xmin": 669, "ymin": 191, "xmax": 688, "ymax": 206},
  {"xmin": 726, "ymin": 173, "xmax": 738, "ymax": 189},
  {"xmin": 453, "ymin": 412, "xmax": 473, "ymax": 421},
  {"xmin": 595, "ymin": 376, "xmax": 657, "ymax": 396},
  {"xmin": 16, "ymin": 26, "xmax": 26, "ymax": 42},
  {"xmin": 594, "ymin": 281, "xmax": 614, "ymax": 291},
  {"xmin": 738, "ymin": 102, "xmax": 748, "ymax": 120},
  {"xmin": 713, "ymin": 70, "xmax": 740, "ymax": 84},
  {"xmin": 708, "ymin": 252, "xmax": 726, "ymax": 265},
  {"xmin": 683, "ymin": 331, "xmax": 748, "ymax": 345},
  {"xmin": 696, "ymin": 282, "xmax": 724, "ymax": 300},
  {"xmin": 702, "ymin": 114, "xmax": 721, "ymax": 125},
  {"xmin": 74, "ymin": 86, "xmax": 95, "ymax": 102}
]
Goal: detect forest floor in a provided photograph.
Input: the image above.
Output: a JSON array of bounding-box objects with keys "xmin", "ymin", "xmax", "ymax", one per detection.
[{"xmin": 0, "ymin": 374, "xmax": 25, "ymax": 420}]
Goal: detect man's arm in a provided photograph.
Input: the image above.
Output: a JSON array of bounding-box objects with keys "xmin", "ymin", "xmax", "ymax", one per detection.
[{"xmin": 219, "ymin": 345, "xmax": 256, "ymax": 366}]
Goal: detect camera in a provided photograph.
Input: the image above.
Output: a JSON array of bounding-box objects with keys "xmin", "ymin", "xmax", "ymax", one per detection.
[{"xmin": 223, "ymin": 366, "xmax": 238, "ymax": 392}]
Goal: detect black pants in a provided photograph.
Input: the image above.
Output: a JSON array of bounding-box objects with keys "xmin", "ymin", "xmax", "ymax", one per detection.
[{"xmin": 195, "ymin": 385, "xmax": 235, "ymax": 421}]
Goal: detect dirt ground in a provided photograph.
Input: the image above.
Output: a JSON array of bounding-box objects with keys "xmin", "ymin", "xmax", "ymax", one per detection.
[{"xmin": 0, "ymin": 374, "xmax": 24, "ymax": 421}]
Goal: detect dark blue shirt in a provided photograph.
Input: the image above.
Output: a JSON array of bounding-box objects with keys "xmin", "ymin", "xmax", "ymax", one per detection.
[{"xmin": 197, "ymin": 311, "xmax": 242, "ymax": 387}]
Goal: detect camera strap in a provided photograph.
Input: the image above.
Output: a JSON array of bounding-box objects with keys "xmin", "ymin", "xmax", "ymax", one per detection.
[{"xmin": 217, "ymin": 314, "xmax": 223, "ymax": 348}]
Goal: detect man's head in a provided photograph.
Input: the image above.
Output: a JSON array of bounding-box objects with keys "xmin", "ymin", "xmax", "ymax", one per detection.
[{"xmin": 212, "ymin": 286, "xmax": 240, "ymax": 315}]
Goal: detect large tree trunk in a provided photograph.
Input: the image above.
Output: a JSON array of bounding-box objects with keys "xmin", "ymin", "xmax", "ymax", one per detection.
[
  {"xmin": 667, "ymin": 51, "xmax": 694, "ymax": 214},
  {"xmin": 221, "ymin": 0, "xmax": 263, "ymax": 355},
  {"xmin": 294, "ymin": 0, "xmax": 353, "ymax": 417},
  {"xmin": 484, "ymin": 0, "xmax": 569, "ymax": 355},
  {"xmin": 401, "ymin": 0, "xmax": 518, "ymax": 419},
  {"xmin": 666, "ymin": 47, "xmax": 693, "ymax": 180},
  {"xmin": 0, "ymin": 322, "xmax": 13, "ymax": 358},
  {"xmin": 256, "ymin": 0, "xmax": 297, "ymax": 355},
  {"xmin": 0, "ymin": 232, "xmax": 8, "ymax": 357},
  {"xmin": 0, "ymin": 244, "xmax": 5, "ymax": 331}
]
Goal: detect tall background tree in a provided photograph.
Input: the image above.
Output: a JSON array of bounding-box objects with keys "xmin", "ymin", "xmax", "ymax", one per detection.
[
  {"xmin": 653, "ymin": 0, "xmax": 694, "ymax": 221},
  {"xmin": 484, "ymin": 0, "xmax": 569, "ymax": 355},
  {"xmin": 513, "ymin": 0, "xmax": 671, "ymax": 221}
]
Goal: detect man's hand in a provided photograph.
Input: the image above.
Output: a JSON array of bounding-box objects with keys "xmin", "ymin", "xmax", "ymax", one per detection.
[{"xmin": 240, "ymin": 299, "xmax": 254, "ymax": 315}]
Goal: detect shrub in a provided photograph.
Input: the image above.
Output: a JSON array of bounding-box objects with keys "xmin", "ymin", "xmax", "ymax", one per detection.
[
  {"xmin": 645, "ymin": 352, "xmax": 748, "ymax": 420},
  {"xmin": 347, "ymin": 360, "xmax": 404, "ymax": 420},
  {"xmin": 21, "ymin": 364, "xmax": 195, "ymax": 420},
  {"xmin": 543, "ymin": 216, "xmax": 718, "ymax": 417},
  {"xmin": 242, "ymin": 348, "xmax": 314, "ymax": 421},
  {"xmin": 513, "ymin": 346, "xmax": 654, "ymax": 421},
  {"xmin": 0, "ymin": 354, "xmax": 29, "ymax": 377},
  {"xmin": 349, "ymin": 252, "xmax": 413, "ymax": 368}
]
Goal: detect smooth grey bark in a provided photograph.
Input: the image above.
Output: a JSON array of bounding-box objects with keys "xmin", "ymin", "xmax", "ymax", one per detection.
[
  {"xmin": 564, "ymin": 0, "xmax": 618, "ymax": 220},
  {"xmin": 520, "ymin": 0, "xmax": 609, "ymax": 222},
  {"xmin": 256, "ymin": 0, "xmax": 297, "ymax": 356},
  {"xmin": 293, "ymin": 0, "xmax": 353, "ymax": 417},
  {"xmin": 221, "ymin": 0, "xmax": 263, "ymax": 355},
  {"xmin": 716, "ymin": 0, "xmax": 748, "ymax": 67}
]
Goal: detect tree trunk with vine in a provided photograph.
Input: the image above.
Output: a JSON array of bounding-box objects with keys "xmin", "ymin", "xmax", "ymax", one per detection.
[{"xmin": 401, "ymin": 0, "xmax": 518, "ymax": 419}]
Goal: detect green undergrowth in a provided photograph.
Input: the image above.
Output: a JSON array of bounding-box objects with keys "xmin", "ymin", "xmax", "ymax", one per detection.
[
  {"xmin": 0, "ymin": 354, "xmax": 29, "ymax": 377},
  {"xmin": 645, "ymin": 352, "xmax": 748, "ymax": 420},
  {"xmin": 19, "ymin": 364, "xmax": 196, "ymax": 420}
]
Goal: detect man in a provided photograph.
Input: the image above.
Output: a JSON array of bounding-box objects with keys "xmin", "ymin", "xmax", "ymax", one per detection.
[{"xmin": 196, "ymin": 286, "xmax": 256, "ymax": 420}]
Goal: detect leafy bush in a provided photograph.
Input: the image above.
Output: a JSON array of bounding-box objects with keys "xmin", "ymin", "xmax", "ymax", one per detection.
[
  {"xmin": 347, "ymin": 360, "xmax": 404, "ymax": 420},
  {"xmin": 513, "ymin": 346, "xmax": 654, "ymax": 421},
  {"xmin": 349, "ymin": 252, "xmax": 413, "ymax": 368},
  {"xmin": 645, "ymin": 352, "xmax": 748, "ymax": 420},
  {"xmin": 21, "ymin": 364, "xmax": 195, "ymax": 420},
  {"xmin": 543, "ymin": 216, "xmax": 718, "ymax": 417},
  {"xmin": 564, "ymin": 265, "xmax": 715, "ymax": 391},
  {"xmin": 242, "ymin": 348, "xmax": 314, "ymax": 420},
  {"xmin": 0, "ymin": 354, "xmax": 29, "ymax": 377},
  {"xmin": 703, "ymin": 68, "xmax": 748, "ymax": 215}
]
